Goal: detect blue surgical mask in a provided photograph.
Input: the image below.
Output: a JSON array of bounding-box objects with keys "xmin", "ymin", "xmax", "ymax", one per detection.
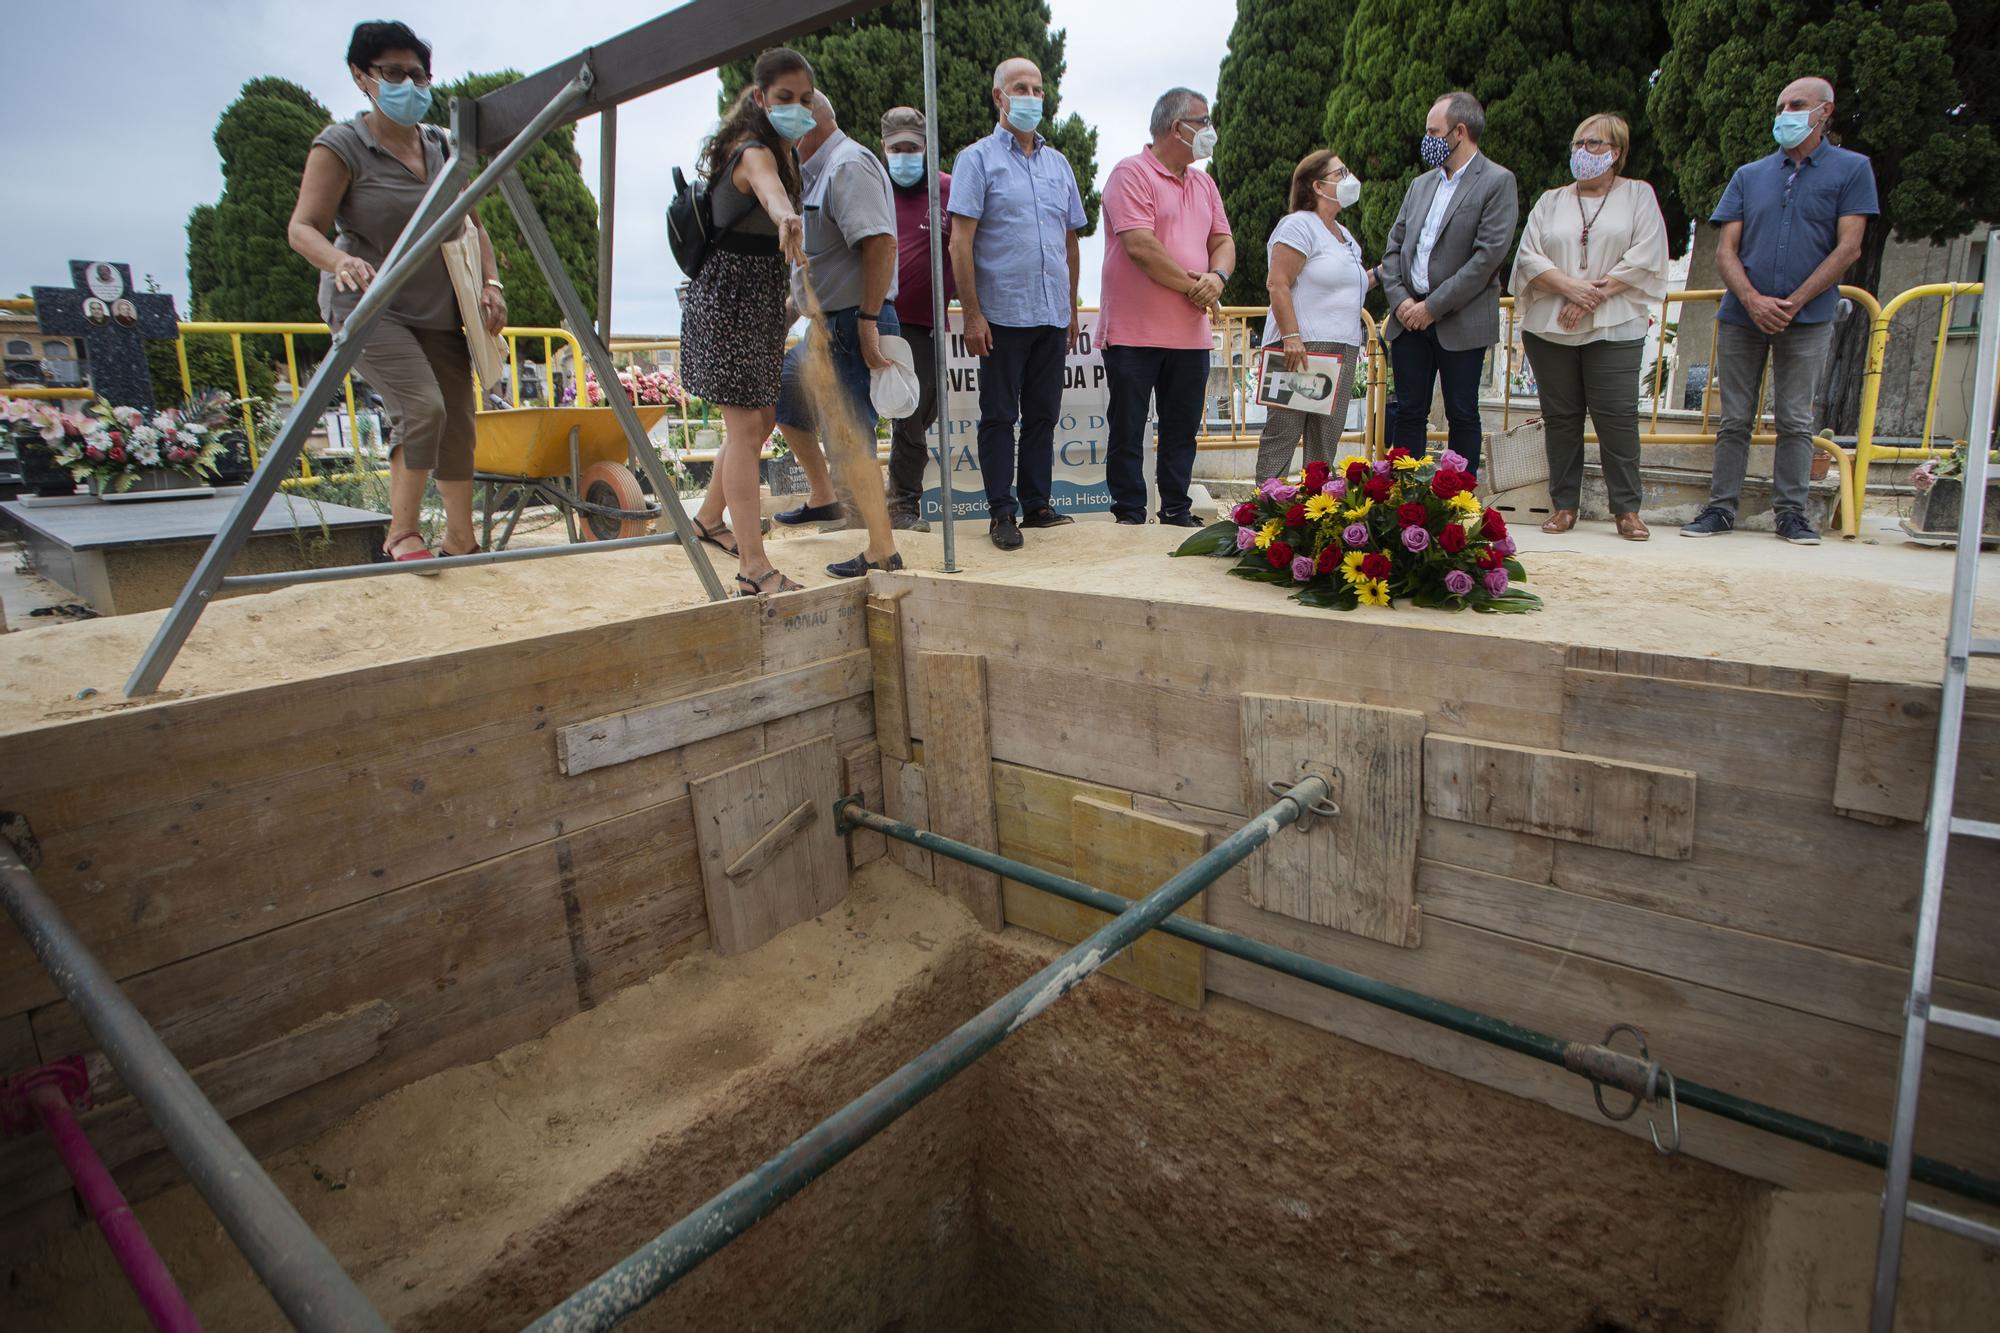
[
  {"xmin": 1419, "ymin": 132, "xmax": 1452, "ymax": 169},
  {"xmin": 1005, "ymin": 95, "xmax": 1044, "ymax": 134},
  {"xmin": 375, "ymin": 77, "xmax": 432, "ymax": 127},
  {"xmin": 1772, "ymin": 108, "xmax": 1816, "ymax": 150},
  {"xmin": 887, "ymin": 151, "xmax": 925, "ymax": 187},
  {"xmin": 764, "ymin": 101, "xmax": 817, "ymax": 142}
]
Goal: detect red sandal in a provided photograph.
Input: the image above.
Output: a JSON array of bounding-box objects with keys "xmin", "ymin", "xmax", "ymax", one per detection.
[{"xmin": 383, "ymin": 530, "xmax": 438, "ymax": 569}]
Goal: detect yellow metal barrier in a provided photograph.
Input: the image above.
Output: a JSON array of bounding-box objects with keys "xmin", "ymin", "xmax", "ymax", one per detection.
[{"xmin": 1852, "ymin": 282, "xmax": 1994, "ymax": 505}]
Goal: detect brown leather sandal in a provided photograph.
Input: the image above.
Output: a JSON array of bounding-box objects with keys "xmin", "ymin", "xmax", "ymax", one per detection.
[
  {"xmin": 1540, "ymin": 509, "xmax": 1578, "ymax": 534},
  {"xmin": 692, "ymin": 516, "xmax": 739, "ymax": 557},
  {"xmin": 1615, "ymin": 512, "xmax": 1651, "ymax": 541},
  {"xmin": 735, "ymin": 567, "xmax": 803, "ymax": 598}
]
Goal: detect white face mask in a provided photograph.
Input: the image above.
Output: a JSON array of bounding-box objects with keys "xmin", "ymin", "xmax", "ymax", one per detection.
[
  {"xmin": 1179, "ymin": 121, "xmax": 1217, "ymax": 159},
  {"xmin": 1316, "ymin": 176, "xmax": 1360, "ymax": 209}
]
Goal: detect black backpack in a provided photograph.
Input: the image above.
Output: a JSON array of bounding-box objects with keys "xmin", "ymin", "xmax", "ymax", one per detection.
[{"xmin": 667, "ymin": 165, "xmax": 721, "ymax": 280}]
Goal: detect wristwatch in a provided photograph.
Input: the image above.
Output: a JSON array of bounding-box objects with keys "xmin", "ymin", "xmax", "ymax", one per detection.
[
  {"xmin": 484, "ymin": 278, "xmax": 505, "ymax": 291},
  {"xmin": 1210, "ymin": 269, "xmax": 1230, "ymax": 285},
  {"xmin": 857, "ymin": 310, "xmax": 880, "ymax": 322}
]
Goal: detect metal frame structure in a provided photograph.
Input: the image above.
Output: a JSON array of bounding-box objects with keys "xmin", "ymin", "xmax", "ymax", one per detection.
[{"xmin": 1868, "ymin": 226, "xmax": 2000, "ymax": 1330}]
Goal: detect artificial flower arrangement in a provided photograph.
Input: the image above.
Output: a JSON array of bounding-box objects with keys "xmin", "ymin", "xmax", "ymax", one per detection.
[
  {"xmin": 1172, "ymin": 448, "xmax": 1542, "ymax": 613},
  {"xmin": 1910, "ymin": 437, "xmax": 1997, "ymax": 492},
  {"xmin": 561, "ymin": 366, "xmax": 688, "ymax": 408},
  {"xmin": 3, "ymin": 391, "xmax": 236, "ymax": 493}
]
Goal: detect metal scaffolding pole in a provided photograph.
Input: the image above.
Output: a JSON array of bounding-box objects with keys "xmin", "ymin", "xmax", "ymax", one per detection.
[
  {"xmin": 524, "ymin": 774, "xmax": 1334, "ymax": 1331},
  {"xmin": 0, "ymin": 841, "xmax": 390, "ymax": 1333},
  {"xmin": 920, "ymin": 0, "xmax": 958, "ymax": 571}
]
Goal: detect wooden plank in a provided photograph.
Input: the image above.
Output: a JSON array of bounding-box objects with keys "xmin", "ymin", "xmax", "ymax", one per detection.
[
  {"xmin": 996, "ymin": 763, "xmax": 1133, "ymax": 933},
  {"xmin": 1552, "ymin": 778, "xmax": 2000, "ymax": 991},
  {"xmin": 1208, "ymin": 891, "xmax": 2000, "ymax": 1177},
  {"xmin": 557, "ymin": 652, "xmax": 870, "ymax": 776},
  {"xmin": 1066, "ymin": 797, "xmax": 1209, "ymax": 1008},
  {"xmin": 918, "ymin": 653, "xmax": 1003, "ymax": 931},
  {"xmin": 1564, "ymin": 645, "xmax": 1848, "ymax": 699},
  {"xmin": 1422, "ymin": 734, "xmax": 1696, "ymax": 860},
  {"xmin": 867, "ymin": 592, "xmax": 912, "ymax": 761},
  {"xmin": 0, "ymin": 1013, "xmax": 35, "ymax": 1071},
  {"xmin": 843, "ymin": 743, "xmax": 886, "ymax": 869},
  {"xmin": 690, "ymin": 736, "xmax": 847, "ymax": 955},
  {"xmin": 881, "ymin": 755, "xmax": 932, "ymax": 882},
  {"xmin": 758, "ymin": 580, "xmax": 867, "ymax": 673},
  {"xmin": 1418, "ymin": 862, "xmax": 2000, "ymax": 1064},
  {"xmin": 1562, "ymin": 669, "xmax": 1843, "ymax": 800},
  {"xmin": 0, "ymin": 1002, "xmax": 396, "ymax": 1204},
  {"xmin": 1834, "ymin": 677, "xmax": 2000, "ymax": 823},
  {"xmin": 1416, "ymin": 818, "xmax": 1555, "ymax": 884},
  {"xmin": 1242, "ymin": 694, "xmax": 1424, "ymax": 947}
]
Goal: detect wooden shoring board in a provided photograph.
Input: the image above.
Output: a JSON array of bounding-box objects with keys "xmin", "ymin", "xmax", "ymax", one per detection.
[
  {"xmin": 1422, "ymin": 734, "xmax": 1696, "ymax": 860},
  {"xmin": 690, "ymin": 735, "xmax": 847, "ymax": 955},
  {"xmin": 1065, "ymin": 797, "xmax": 1209, "ymax": 1008},
  {"xmin": 843, "ymin": 742, "xmax": 886, "ymax": 869},
  {"xmin": 867, "ymin": 591, "xmax": 913, "ymax": 761},
  {"xmin": 881, "ymin": 753, "xmax": 933, "ymax": 882},
  {"xmin": 1243, "ymin": 694, "xmax": 1424, "ymax": 947},
  {"xmin": 918, "ymin": 652, "xmax": 1003, "ymax": 930},
  {"xmin": 1833, "ymin": 677, "xmax": 2000, "ymax": 824},
  {"xmin": 557, "ymin": 651, "xmax": 870, "ymax": 775}
]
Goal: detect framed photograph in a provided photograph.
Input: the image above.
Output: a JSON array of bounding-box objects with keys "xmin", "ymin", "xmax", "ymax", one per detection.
[{"xmin": 1255, "ymin": 346, "xmax": 1344, "ymax": 417}]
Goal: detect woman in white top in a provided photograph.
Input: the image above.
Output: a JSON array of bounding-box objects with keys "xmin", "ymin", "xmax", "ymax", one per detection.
[
  {"xmin": 1509, "ymin": 112, "xmax": 1669, "ymax": 540},
  {"xmin": 1256, "ymin": 149, "xmax": 1374, "ymax": 481}
]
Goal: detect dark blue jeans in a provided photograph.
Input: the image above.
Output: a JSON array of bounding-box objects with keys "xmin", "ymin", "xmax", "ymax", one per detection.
[
  {"xmin": 1389, "ymin": 325, "xmax": 1485, "ymax": 474},
  {"xmin": 776, "ymin": 302, "xmax": 901, "ymax": 432},
  {"xmin": 1103, "ymin": 345, "xmax": 1208, "ymax": 522},
  {"xmin": 976, "ymin": 323, "xmax": 1066, "ymax": 520}
]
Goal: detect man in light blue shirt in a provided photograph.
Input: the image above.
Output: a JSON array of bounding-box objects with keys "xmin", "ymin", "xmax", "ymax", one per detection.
[
  {"xmin": 948, "ymin": 56, "xmax": 1088, "ymax": 550},
  {"xmin": 1681, "ymin": 76, "xmax": 1876, "ymax": 546}
]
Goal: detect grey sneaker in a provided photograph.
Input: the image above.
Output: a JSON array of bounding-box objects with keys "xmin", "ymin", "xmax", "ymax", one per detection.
[
  {"xmin": 888, "ymin": 510, "xmax": 931, "ymax": 532},
  {"xmin": 1775, "ymin": 511, "xmax": 1821, "ymax": 545},
  {"xmin": 1678, "ymin": 506, "xmax": 1735, "ymax": 538}
]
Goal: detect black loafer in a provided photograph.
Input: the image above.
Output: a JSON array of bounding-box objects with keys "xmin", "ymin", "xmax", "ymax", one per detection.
[
  {"xmin": 990, "ymin": 514, "xmax": 1023, "ymax": 550},
  {"xmin": 1020, "ymin": 507, "xmax": 1074, "ymax": 529},
  {"xmin": 774, "ymin": 499, "xmax": 844, "ymax": 525},
  {"xmin": 889, "ymin": 511, "xmax": 932, "ymax": 532},
  {"xmin": 826, "ymin": 550, "xmax": 905, "ymax": 578},
  {"xmin": 1160, "ymin": 512, "xmax": 1205, "ymax": 528},
  {"xmin": 1114, "ymin": 515, "xmax": 1145, "ymax": 525}
]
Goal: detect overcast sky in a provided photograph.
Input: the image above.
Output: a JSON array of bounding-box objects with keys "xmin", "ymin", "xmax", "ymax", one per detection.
[{"xmin": 1, "ymin": 0, "xmax": 1237, "ymax": 336}]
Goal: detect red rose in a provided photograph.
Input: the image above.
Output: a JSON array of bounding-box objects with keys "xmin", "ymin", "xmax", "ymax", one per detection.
[
  {"xmin": 1303, "ymin": 460, "xmax": 1330, "ymax": 490},
  {"xmin": 1363, "ymin": 474, "xmax": 1392, "ymax": 501},
  {"xmin": 1267, "ymin": 540, "xmax": 1294, "ymax": 569},
  {"xmin": 108, "ymin": 430, "xmax": 124, "ymax": 446},
  {"xmin": 1232, "ymin": 501, "xmax": 1257, "ymax": 525},
  {"xmin": 1482, "ymin": 507, "xmax": 1508, "ymax": 538},
  {"xmin": 1385, "ymin": 447, "xmax": 1412, "ymax": 461},
  {"xmin": 1315, "ymin": 545, "xmax": 1341, "ymax": 574},
  {"xmin": 109, "ymin": 446, "xmax": 126, "ymax": 463},
  {"xmin": 1360, "ymin": 551, "xmax": 1393, "ymax": 580},
  {"xmin": 84, "ymin": 446, "xmax": 103, "ymax": 461},
  {"xmin": 1345, "ymin": 458, "xmax": 1370, "ymax": 482},
  {"xmin": 1476, "ymin": 547, "xmax": 1505, "ymax": 571},
  {"xmin": 1284, "ymin": 503, "xmax": 1308, "ymax": 528},
  {"xmin": 1438, "ymin": 523, "xmax": 1467, "ymax": 553},
  {"xmin": 1396, "ymin": 502, "xmax": 1428, "ymax": 527},
  {"xmin": 1430, "ymin": 472, "xmax": 1457, "ymax": 499}
]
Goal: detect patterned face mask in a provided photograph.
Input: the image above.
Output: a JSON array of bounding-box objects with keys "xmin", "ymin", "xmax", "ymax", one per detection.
[
  {"xmin": 1570, "ymin": 146, "xmax": 1616, "ymax": 181},
  {"xmin": 1419, "ymin": 131, "xmax": 1453, "ymax": 169}
]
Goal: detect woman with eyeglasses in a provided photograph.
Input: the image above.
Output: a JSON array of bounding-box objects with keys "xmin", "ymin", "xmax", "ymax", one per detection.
[
  {"xmin": 288, "ymin": 20, "xmax": 504, "ymax": 563},
  {"xmin": 1508, "ymin": 113, "xmax": 1669, "ymax": 540},
  {"xmin": 1255, "ymin": 149, "xmax": 1373, "ymax": 483}
]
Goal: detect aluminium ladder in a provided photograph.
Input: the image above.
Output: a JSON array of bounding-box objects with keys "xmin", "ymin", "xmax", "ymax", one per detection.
[{"xmin": 1869, "ymin": 225, "xmax": 2000, "ymax": 1331}]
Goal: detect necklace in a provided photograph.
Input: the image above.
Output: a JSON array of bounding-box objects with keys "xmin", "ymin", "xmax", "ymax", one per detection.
[{"xmin": 1575, "ymin": 179, "xmax": 1614, "ymax": 265}]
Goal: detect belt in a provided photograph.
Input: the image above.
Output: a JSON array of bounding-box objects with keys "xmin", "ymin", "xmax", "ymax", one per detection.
[{"xmin": 714, "ymin": 231, "xmax": 781, "ymax": 256}]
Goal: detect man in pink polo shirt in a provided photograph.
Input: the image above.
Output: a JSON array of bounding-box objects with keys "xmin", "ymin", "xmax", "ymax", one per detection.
[{"xmin": 1098, "ymin": 87, "xmax": 1234, "ymax": 526}]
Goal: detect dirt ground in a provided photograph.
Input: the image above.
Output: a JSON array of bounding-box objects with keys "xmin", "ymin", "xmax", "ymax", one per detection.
[
  {"xmin": 0, "ymin": 510, "xmax": 1993, "ymax": 730},
  {"xmin": 6, "ymin": 863, "xmax": 1992, "ymax": 1331}
]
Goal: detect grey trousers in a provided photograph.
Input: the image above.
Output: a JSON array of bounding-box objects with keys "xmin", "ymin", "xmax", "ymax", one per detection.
[
  {"xmin": 1253, "ymin": 339, "xmax": 1360, "ymax": 481},
  {"xmin": 885, "ymin": 324, "xmax": 938, "ymax": 517},
  {"xmin": 1709, "ymin": 318, "xmax": 1835, "ymax": 517},
  {"xmin": 1522, "ymin": 332, "xmax": 1645, "ymax": 513}
]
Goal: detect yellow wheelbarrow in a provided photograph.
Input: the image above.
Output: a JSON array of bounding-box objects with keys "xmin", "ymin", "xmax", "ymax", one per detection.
[{"xmin": 472, "ymin": 405, "xmax": 669, "ymax": 547}]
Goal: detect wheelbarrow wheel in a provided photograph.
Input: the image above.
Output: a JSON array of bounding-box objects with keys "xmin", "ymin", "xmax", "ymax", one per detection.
[{"xmin": 577, "ymin": 461, "xmax": 649, "ymax": 541}]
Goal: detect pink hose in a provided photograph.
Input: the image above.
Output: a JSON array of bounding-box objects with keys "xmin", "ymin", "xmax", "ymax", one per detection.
[{"xmin": 27, "ymin": 1082, "xmax": 203, "ymax": 1332}]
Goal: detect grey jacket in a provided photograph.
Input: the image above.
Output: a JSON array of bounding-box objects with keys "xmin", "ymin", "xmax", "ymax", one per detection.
[{"xmin": 1378, "ymin": 153, "xmax": 1519, "ymax": 351}]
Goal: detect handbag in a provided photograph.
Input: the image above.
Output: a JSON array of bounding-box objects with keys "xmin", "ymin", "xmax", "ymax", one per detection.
[{"xmin": 441, "ymin": 215, "xmax": 506, "ymax": 392}]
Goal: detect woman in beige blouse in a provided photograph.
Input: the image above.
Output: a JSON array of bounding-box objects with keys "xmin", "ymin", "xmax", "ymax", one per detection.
[{"xmin": 1509, "ymin": 113, "xmax": 1669, "ymax": 540}]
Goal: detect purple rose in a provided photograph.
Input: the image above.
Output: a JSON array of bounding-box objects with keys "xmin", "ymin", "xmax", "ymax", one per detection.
[
  {"xmin": 1272, "ymin": 483, "xmax": 1300, "ymax": 503},
  {"xmin": 1373, "ymin": 458, "xmax": 1392, "ymax": 475},
  {"xmin": 1401, "ymin": 524, "xmax": 1431, "ymax": 552},
  {"xmin": 1342, "ymin": 522, "xmax": 1369, "ymax": 547},
  {"xmin": 1325, "ymin": 478, "xmax": 1347, "ymax": 498},
  {"xmin": 1483, "ymin": 568, "xmax": 1509, "ymax": 596},
  {"xmin": 1235, "ymin": 525, "xmax": 1257, "ymax": 551},
  {"xmin": 1493, "ymin": 536, "xmax": 1517, "ymax": 557},
  {"xmin": 1290, "ymin": 555, "xmax": 1314, "ymax": 582},
  {"xmin": 1445, "ymin": 569, "xmax": 1474, "ymax": 596},
  {"xmin": 1257, "ymin": 477, "xmax": 1286, "ymax": 499},
  {"xmin": 1437, "ymin": 448, "xmax": 1469, "ymax": 473}
]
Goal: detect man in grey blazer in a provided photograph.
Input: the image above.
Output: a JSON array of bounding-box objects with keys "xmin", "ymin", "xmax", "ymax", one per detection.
[{"xmin": 1377, "ymin": 90, "xmax": 1518, "ymax": 475}]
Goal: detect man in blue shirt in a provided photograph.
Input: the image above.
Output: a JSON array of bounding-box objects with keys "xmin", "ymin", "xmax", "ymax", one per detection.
[
  {"xmin": 948, "ymin": 56, "xmax": 1088, "ymax": 550},
  {"xmin": 1682, "ymin": 76, "xmax": 1877, "ymax": 545}
]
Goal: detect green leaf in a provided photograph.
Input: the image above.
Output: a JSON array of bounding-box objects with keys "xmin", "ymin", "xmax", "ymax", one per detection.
[{"xmin": 1171, "ymin": 520, "xmax": 1242, "ymax": 557}]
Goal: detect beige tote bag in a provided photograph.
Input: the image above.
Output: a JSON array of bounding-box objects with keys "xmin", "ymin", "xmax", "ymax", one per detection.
[{"xmin": 441, "ymin": 216, "xmax": 506, "ymax": 392}]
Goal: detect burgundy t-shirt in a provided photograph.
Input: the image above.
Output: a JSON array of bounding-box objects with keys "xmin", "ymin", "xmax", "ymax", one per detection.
[{"xmin": 893, "ymin": 173, "xmax": 956, "ymax": 329}]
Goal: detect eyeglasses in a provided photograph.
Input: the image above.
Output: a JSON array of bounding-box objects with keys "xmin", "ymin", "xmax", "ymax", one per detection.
[
  {"xmin": 369, "ymin": 64, "xmax": 431, "ymax": 88},
  {"xmin": 1178, "ymin": 115, "xmax": 1213, "ymax": 130},
  {"xmin": 1571, "ymin": 138, "xmax": 1614, "ymax": 152},
  {"xmin": 1320, "ymin": 165, "xmax": 1351, "ymax": 182}
]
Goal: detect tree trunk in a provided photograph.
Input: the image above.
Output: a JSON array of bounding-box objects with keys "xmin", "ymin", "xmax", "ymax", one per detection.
[{"xmin": 1822, "ymin": 215, "xmax": 1889, "ymax": 437}]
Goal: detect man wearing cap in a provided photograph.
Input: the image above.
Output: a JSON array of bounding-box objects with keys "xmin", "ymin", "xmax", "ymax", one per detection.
[
  {"xmin": 1098, "ymin": 87, "xmax": 1234, "ymax": 527},
  {"xmin": 949, "ymin": 56, "xmax": 1088, "ymax": 551},
  {"xmin": 881, "ymin": 105, "xmax": 955, "ymax": 532},
  {"xmin": 768, "ymin": 92, "xmax": 907, "ymax": 578}
]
